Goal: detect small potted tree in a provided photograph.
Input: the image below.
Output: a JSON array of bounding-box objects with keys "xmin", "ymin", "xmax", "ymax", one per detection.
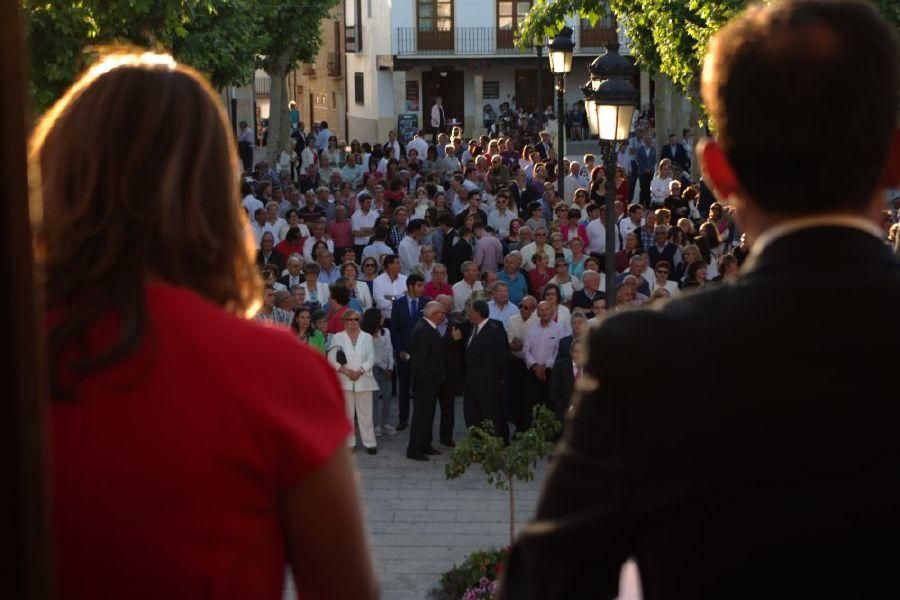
[{"xmin": 435, "ymin": 405, "xmax": 560, "ymax": 599}]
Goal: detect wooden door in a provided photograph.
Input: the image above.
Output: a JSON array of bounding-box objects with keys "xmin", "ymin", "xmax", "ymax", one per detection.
[
  {"xmin": 422, "ymin": 70, "xmax": 465, "ymax": 134},
  {"xmin": 514, "ymin": 68, "xmax": 554, "ymax": 114}
]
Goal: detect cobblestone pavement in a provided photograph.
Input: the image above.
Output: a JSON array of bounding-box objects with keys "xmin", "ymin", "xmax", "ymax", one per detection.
[{"xmin": 285, "ymin": 397, "xmax": 641, "ymax": 600}]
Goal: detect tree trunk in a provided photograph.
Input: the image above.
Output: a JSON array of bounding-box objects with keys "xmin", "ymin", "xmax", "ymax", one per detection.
[
  {"xmin": 653, "ymin": 73, "xmax": 671, "ymax": 154},
  {"xmin": 508, "ymin": 475, "xmax": 515, "ymax": 547},
  {"xmin": 265, "ymin": 53, "xmax": 293, "ymax": 166},
  {"xmin": 688, "ymin": 85, "xmax": 704, "ymax": 181}
]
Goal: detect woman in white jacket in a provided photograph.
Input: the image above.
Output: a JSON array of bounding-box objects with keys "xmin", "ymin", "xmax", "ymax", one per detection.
[
  {"xmin": 649, "ymin": 158, "xmax": 674, "ymax": 208},
  {"xmin": 328, "ymin": 309, "xmax": 379, "ymax": 454},
  {"xmin": 339, "ymin": 262, "xmax": 373, "ymax": 311}
]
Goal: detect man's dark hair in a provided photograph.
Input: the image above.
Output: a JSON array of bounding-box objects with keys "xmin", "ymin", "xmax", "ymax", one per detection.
[
  {"xmin": 703, "ymin": 0, "xmax": 899, "ymax": 214},
  {"xmin": 438, "ymin": 211, "xmax": 455, "ymax": 227},
  {"xmin": 320, "ymin": 121, "xmax": 329, "ymax": 129},
  {"xmin": 303, "ymin": 263, "xmax": 320, "ymax": 275},
  {"xmin": 373, "ymin": 225, "xmax": 389, "ymax": 240},
  {"xmin": 382, "ymin": 254, "xmax": 399, "ymax": 269},
  {"xmin": 329, "ymin": 283, "xmax": 351, "ymax": 306},
  {"xmin": 407, "ymin": 219, "xmax": 425, "ymax": 235},
  {"xmin": 406, "ymin": 273, "xmax": 425, "ymax": 289},
  {"xmin": 240, "ymin": 181, "xmax": 252, "ymax": 196},
  {"xmin": 471, "ymin": 299, "xmax": 490, "ymax": 319}
]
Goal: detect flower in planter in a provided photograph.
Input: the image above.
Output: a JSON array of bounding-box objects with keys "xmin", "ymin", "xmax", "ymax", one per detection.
[{"xmin": 463, "ymin": 577, "xmax": 498, "ymax": 600}]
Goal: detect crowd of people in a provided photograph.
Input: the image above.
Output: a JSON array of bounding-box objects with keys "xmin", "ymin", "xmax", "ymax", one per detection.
[{"xmin": 246, "ymin": 116, "xmax": 900, "ymax": 460}]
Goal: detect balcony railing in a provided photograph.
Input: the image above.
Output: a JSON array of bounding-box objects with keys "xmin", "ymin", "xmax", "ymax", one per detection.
[
  {"xmin": 396, "ymin": 27, "xmax": 524, "ymax": 55},
  {"xmin": 578, "ymin": 24, "xmax": 619, "ymax": 51},
  {"xmin": 254, "ymin": 76, "xmax": 270, "ymax": 96},
  {"xmin": 326, "ymin": 52, "xmax": 342, "ymax": 77},
  {"xmin": 394, "ymin": 26, "xmax": 625, "ymax": 56}
]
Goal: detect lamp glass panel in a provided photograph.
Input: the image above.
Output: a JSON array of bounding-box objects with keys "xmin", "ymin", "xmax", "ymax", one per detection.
[
  {"xmin": 549, "ymin": 51, "xmax": 566, "ymax": 73},
  {"xmin": 597, "ymin": 104, "xmax": 620, "ymax": 140},
  {"xmin": 562, "ymin": 52, "xmax": 573, "ymax": 73},
  {"xmin": 584, "ymin": 98, "xmax": 599, "ymax": 136},
  {"xmin": 616, "ymin": 106, "xmax": 635, "ymax": 140}
]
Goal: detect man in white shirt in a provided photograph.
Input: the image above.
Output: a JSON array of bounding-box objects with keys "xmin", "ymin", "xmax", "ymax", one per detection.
[
  {"xmin": 488, "ymin": 190, "xmax": 516, "ymax": 238},
  {"xmin": 407, "ymin": 130, "xmax": 429, "ymax": 160},
  {"xmin": 340, "ymin": 153, "xmax": 365, "ymax": 188},
  {"xmin": 506, "ymin": 295, "xmax": 537, "ymax": 431},
  {"xmin": 384, "ymin": 129, "xmax": 404, "ymax": 161},
  {"xmin": 452, "ymin": 261, "xmax": 484, "ymax": 313},
  {"xmin": 302, "ymin": 220, "xmax": 334, "ymax": 261},
  {"xmin": 586, "ymin": 208, "xmax": 622, "ymax": 256},
  {"xmin": 487, "ymin": 282, "xmax": 519, "ymax": 330},
  {"xmin": 350, "ymin": 193, "xmax": 378, "ymax": 249},
  {"xmin": 523, "ymin": 301, "xmax": 563, "ymax": 419},
  {"xmin": 618, "ymin": 203, "xmax": 644, "ymax": 245},
  {"xmin": 315, "ymin": 121, "xmax": 333, "ymax": 151},
  {"xmin": 430, "ymin": 96, "xmax": 446, "ymax": 143},
  {"xmin": 242, "ymin": 181, "xmax": 264, "ymax": 220},
  {"xmin": 361, "ymin": 226, "xmax": 394, "ymax": 264},
  {"xmin": 398, "ymin": 219, "xmax": 425, "ymax": 275},
  {"xmin": 373, "ymin": 255, "xmax": 408, "ymax": 319},
  {"xmin": 564, "ymin": 162, "xmax": 588, "ymax": 205},
  {"xmin": 519, "ymin": 228, "xmax": 556, "ymax": 270},
  {"xmin": 415, "ymin": 243, "xmax": 437, "ymax": 282}
]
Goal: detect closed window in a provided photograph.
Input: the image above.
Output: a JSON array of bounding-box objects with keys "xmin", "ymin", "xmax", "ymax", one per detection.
[
  {"xmin": 354, "ymin": 72, "xmax": 365, "ymax": 105},
  {"xmin": 417, "ymin": 0, "xmax": 452, "ymax": 32}
]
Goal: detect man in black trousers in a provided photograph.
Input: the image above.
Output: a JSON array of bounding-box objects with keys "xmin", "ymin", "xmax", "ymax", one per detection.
[
  {"xmin": 406, "ymin": 301, "xmax": 448, "ymax": 461},
  {"xmin": 389, "ymin": 273, "xmax": 429, "ymax": 431},
  {"xmin": 463, "ymin": 300, "xmax": 511, "ymax": 442},
  {"xmin": 500, "ymin": 1, "xmax": 900, "ymax": 598},
  {"xmin": 435, "ymin": 294, "xmax": 464, "ymax": 447}
]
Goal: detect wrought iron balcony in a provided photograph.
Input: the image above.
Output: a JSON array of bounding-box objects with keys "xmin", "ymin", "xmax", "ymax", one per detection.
[
  {"xmin": 393, "ymin": 26, "xmax": 624, "ymax": 57},
  {"xmin": 326, "ymin": 52, "xmax": 342, "ymax": 77},
  {"xmin": 254, "ymin": 76, "xmax": 270, "ymax": 96}
]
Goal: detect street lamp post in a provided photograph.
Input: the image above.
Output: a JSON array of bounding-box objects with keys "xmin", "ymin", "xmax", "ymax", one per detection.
[
  {"xmin": 582, "ymin": 42, "xmax": 638, "ymax": 309},
  {"xmin": 549, "ymin": 27, "xmax": 574, "ymax": 203},
  {"xmin": 534, "ymin": 35, "xmax": 545, "ymax": 128}
]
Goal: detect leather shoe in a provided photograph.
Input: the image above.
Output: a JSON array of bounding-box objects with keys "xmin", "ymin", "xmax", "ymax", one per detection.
[
  {"xmin": 396, "ymin": 421, "xmax": 409, "ymax": 431},
  {"xmin": 366, "ymin": 447, "xmax": 377, "ymax": 455},
  {"xmin": 424, "ymin": 446, "xmax": 441, "ymax": 455},
  {"xmin": 441, "ymin": 440, "xmax": 455, "ymax": 448},
  {"xmin": 406, "ymin": 453, "xmax": 428, "ymax": 461}
]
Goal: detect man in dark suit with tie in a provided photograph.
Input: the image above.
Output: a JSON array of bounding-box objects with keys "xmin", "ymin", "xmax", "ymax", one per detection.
[
  {"xmin": 389, "ymin": 273, "xmax": 429, "ymax": 431},
  {"xmin": 434, "ymin": 294, "xmax": 465, "ymax": 447},
  {"xmin": 406, "ymin": 301, "xmax": 449, "ymax": 461},
  {"xmin": 500, "ymin": 2, "xmax": 900, "ymax": 598},
  {"xmin": 660, "ymin": 133, "xmax": 691, "ymax": 172},
  {"xmin": 635, "ymin": 134, "xmax": 657, "ymax": 207},
  {"xmin": 463, "ymin": 300, "xmax": 511, "ymax": 442}
]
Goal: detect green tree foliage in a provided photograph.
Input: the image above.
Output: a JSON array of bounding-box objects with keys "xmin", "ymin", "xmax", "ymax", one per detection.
[
  {"xmin": 445, "ymin": 405, "xmax": 561, "ymax": 545},
  {"xmin": 255, "ymin": 0, "xmax": 339, "ymax": 164},
  {"xmin": 22, "ymin": 0, "xmax": 336, "ymax": 121},
  {"xmin": 518, "ymin": 0, "xmax": 899, "ymax": 95}
]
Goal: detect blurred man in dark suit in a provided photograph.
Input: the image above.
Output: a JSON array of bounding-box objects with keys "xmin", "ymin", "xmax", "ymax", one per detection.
[
  {"xmin": 389, "ymin": 274, "xmax": 429, "ymax": 431},
  {"xmin": 406, "ymin": 301, "xmax": 448, "ymax": 461},
  {"xmin": 463, "ymin": 300, "xmax": 511, "ymax": 442},
  {"xmin": 661, "ymin": 133, "xmax": 691, "ymax": 172},
  {"xmin": 434, "ymin": 294, "xmax": 465, "ymax": 447},
  {"xmin": 500, "ymin": 2, "xmax": 900, "ymax": 598}
]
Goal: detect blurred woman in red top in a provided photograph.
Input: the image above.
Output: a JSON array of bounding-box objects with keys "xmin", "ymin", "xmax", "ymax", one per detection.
[{"xmin": 33, "ymin": 50, "xmax": 377, "ymax": 600}]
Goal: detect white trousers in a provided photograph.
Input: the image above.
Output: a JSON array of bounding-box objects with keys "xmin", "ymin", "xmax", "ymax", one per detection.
[{"xmin": 345, "ymin": 390, "xmax": 376, "ymax": 449}]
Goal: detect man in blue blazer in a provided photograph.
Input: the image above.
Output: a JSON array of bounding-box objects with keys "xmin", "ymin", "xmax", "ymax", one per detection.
[{"xmin": 389, "ymin": 273, "xmax": 430, "ymax": 431}]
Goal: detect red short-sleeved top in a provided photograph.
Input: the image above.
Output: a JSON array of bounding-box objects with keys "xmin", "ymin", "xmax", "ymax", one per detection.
[{"xmin": 50, "ymin": 282, "xmax": 350, "ymax": 599}]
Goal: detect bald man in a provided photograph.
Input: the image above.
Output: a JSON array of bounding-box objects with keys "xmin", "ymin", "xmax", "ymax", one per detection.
[{"xmin": 406, "ymin": 301, "xmax": 448, "ymax": 461}]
